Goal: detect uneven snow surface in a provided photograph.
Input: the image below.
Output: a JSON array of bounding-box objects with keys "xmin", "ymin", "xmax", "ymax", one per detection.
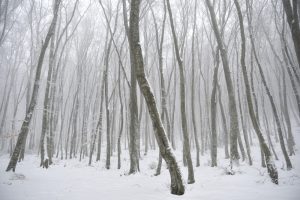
[{"xmin": 1, "ymin": 127, "xmax": 300, "ymax": 200}]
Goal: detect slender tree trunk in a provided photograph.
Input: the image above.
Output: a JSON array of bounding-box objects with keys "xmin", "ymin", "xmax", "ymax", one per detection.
[
  {"xmin": 281, "ymin": 0, "xmax": 300, "ymax": 69},
  {"xmin": 40, "ymin": 26, "xmax": 57, "ymax": 166},
  {"xmin": 210, "ymin": 49, "xmax": 220, "ymax": 167},
  {"xmin": 191, "ymin": 1, "xmax": 200, "ymax": 167},
  {"xmin": 129, "ymin": 0, "xmax": 184, "ymax": 195},
  {"xmin": 123, "ymin": 0, "xmax": 139, "ymax": 174},
  {"xmin": 206, "ymin": 0, "xmax": 240, "ymax": 164},
  {"xmin": 6, "ymin": 0, "xmax": 61, "ymax": 172},
  {"xmin": 234, "ymin": 0, "xmax": 278, "ymax": 183},
  {"xmin": 281, "ymin": 68, "xmax": 295, "ymax": 155},
  {"xmin": 166, "ymin": 0, "xmax": 195, "ymax": 184},
  {"xmin": 246, "ymin": 0, "xmax": 292, "ymax": 171},
  {"xmin": 237, "ymin": 70, "xmax": 252, "ymax": 165},
  {"xmin": 96, "ymin": 74, "xmax": 105, "ymax": 162},
  {"xmin": 117, "ymin": 57, "xmax": 124, "ymax": 169},
  {"xmin": 217, "ymin": 84, "xmax": 229, "ymax": 159}
]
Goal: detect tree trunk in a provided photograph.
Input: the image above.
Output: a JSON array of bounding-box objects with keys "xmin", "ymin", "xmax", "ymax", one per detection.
[
  {"xmin": 123, "ymin": 0, "xmax": 139, "ymax": 174},
  {"xmin": 235, "ymin": 0, "xmax": 278, "ymax": 183},
  {"xmin": 206, "ymin": 0, "xmax": 240, "ymax": 164},
  {"xmin": 281, "ymin": 0, "xmax": 300, "ymax": 69},
  {"xmin": 6, "ymin": 0, "xmax": 61, "ymax": 172},
  {"xmin": 246, "ymin": 0, "xmax": 292, "ymax": 171},
  {"xmin": 210, "ymin": 49, "xmax": 220, "ymax": 167},
  {"xmin": 191, "ymin": 1, "xmax": 200, "ymax": 167},
  {"xmin": 129, "ymin": 0, "xmax": 184, "ymax": 195},
  {"xmin": 217, "ymin": 84, "xmax": 229, "ymax": 159},
  {"xmin": 166, "ymin": 0, "xmax": 195, "ymax": 184}
]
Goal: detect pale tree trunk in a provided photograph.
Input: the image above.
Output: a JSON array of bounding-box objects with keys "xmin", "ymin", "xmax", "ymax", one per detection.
[
  {"xmin": 263, "ymin": 23, "xmax": 297, "ymax": 153},
  {"xmin": 40, "ymin": 25, "xmax": 57, "ymax": 166},
  {"xmin": 264, "ymin": 21, "xmax": 300, "ymax": 121},
  {"xmin": 6, "ymin": 0, "xmax": 61, "ymax": 172},
  {"xmin": 234, "ymin": 0, "xmax": 278, "ymax": 183},
  {"xmin": 246, "ymin": 0, "xmax": 292, "ymax": 171},
  {"xmin": 210, "ymin": 49, "xmax": 220, "ymax": 167},
  {"xmin": 117, "ymin": 61, "xmax": 124, "ymax": 169},
  {"xmin": 217, "ymin": 84, "xmax": 229, "ymax": 159},
  {"xmin": 206, "ymin": 0, "xmax": 240, "ymax": 164},
  {"xmin": 237, "ymin": 69, "xmax": 252, "ymax": 165},
  {"xmin": 191, "ymin": 0, "xmax": 200, "ymax": 167},
  {"xmin": 262, "ymin": 95, "xmax": 279, "ymax": 161},
  {"xmin": 96, "ymin": 74, "xmax": 105, "ymax": 162},
  {"xmin": 129, "ymin": 0, "xmax": 184, "ymax": 195},
  {"xmin": 122, "ymin": 0, "xmax": 139, "ymax": 174},
  {"xmin": 281, "ymin": 68, "xmax": 295, "ymax": 155},
  {"xmin": 235, "ymin": 53, "xmax": 246, "ymax": 162},
  {"xmin": 147, "ymin": 0, "xmax": 170, "ymax": 176},
  {"xmin": 166, "ymin": 0, "xmax": 195, "ymax": 184}
]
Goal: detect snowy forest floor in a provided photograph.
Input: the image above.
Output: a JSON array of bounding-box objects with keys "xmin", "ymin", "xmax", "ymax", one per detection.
[{"xmin": 1, "ymin": 127, "xmax": 300, "ymax": 200}]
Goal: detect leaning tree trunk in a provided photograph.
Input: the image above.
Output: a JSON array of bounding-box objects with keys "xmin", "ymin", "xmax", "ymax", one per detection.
[
  {"xmin": 148, "ymin": 0, "xmax": 170, "ymax": 176},
  {"xmin": 281, "ymin": 0, "xmax": 300, "ymax": 69},
  {"xmin": 246, "ymin": 0, "xmax": 292, "ymax": 171},
  {"xmin": 6, "ymin": 0, "xmax": 61, "ymax": 172},
  {"xmin": 234, "ymin": 0, "xmax": 278, "ymax": 183},
  {"xmin": 205, "ymin": 0, "xmax": 240, "ymax": 164},
  {"xmin": 128, "ymin": 0, "xmax": 184, "ymax": 195},
  {"xmin": 166, "ymin": 0, "xmax": 195, "ymax": 184}
]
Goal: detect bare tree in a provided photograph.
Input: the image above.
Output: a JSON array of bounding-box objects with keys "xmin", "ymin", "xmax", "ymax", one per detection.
[
  {"xmin": 246, "ymin": 0, "xmax": 292, "ymax": 171},
  {"xmin": 6, "ymin": 0, "xmax": 61, "ymax": 172},
  {"xmin": 234, "ymin": 0, "xmax": 278, "ymax": 183},
  {"xmin": 281, "ymin": 0, "xmax": 300, "ymax": 69},
  {"xmin": 128, "ymin": 0, "xmax": 185, "ymax": 195},
  {"xmin": 205, "ymin": 0, "xmax": 240, "ymax": 165},
  {"xmin": 166, "ymin": 0, "xmax": 195, "ymax": 184}
]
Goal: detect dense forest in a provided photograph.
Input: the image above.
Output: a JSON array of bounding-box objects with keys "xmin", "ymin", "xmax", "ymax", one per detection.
[{"xmin": 0, "ymin": 0, "xmax": 300, "ymax": 199}]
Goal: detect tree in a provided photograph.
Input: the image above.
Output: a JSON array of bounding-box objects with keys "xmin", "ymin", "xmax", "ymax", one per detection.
[
  {"xmin": 205, "ymin": 0, "xmax": 240, "ymax": 165},
  {"xmin": 122, "ymin": 0, "xmax": 139, "ymax": 174},
  {"xmin": 166, "ymin": 0, "xmax": 195, "ymax": 184},
  {"xmin": 190, "ymin": 0, "xmax": 201, "ymax": 167},
  {"xmin": 246, "ymin": 0, "xmax": 292, "ymax": 171},
  {"xmin": 234, "ymin": 0, "xmax": 278, "ymax": 183},
  {"xmin": 6, "ymin": 0, "xmax": 61, "ymax": 172},
  {"xmin": 128, "ymin": 0, "xmax": 185, "ymax": 195},
  {"xmin": 281, "ymin": 0, "xmax": 300, "ymax": 69}
]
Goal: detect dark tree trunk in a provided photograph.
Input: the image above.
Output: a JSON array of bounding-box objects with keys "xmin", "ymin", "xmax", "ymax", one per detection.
[{"xmin": 281, "ymin": 0, "xmax": 300, "ymax": 69}]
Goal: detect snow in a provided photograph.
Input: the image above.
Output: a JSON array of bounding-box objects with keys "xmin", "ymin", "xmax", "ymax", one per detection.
[{"xmin": 1, "ymin": 127, "xmax": 300, "ymax": 200}]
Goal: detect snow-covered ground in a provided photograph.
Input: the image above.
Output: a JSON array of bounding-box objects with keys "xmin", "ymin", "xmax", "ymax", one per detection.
[{"xmin": 1, "ymin": 127, "xmax": 300, "ymax": 200}]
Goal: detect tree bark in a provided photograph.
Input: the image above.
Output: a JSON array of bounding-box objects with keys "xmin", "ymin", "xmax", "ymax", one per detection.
[
  {"xmin": 246, "ymin": 0, "xmax": 292, "ymax": 171},
  {"xmin": 206, "ymin": 0, "xmax": 240, "ymax": 164},
  {"xmin": 6, "ymin": 0, "xmax": 61, "ymax": 172},
  {"xmin": 281, "ymin": 0, "xmax": 300, "ymax": 69},
  {"xmin": 234, "ymin": 0, "xmax": 278, "ymax": 183},
  {"xmin": 210, "ymin": 49, "xmax": 220, "ymax": 167},
  {"xmin": 166, "ymin": 0, "xmax": 195, "ymax": 184},
  {"xmin": 129, "ymin": 0, "xmax": 185, "ymax": 195}
]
